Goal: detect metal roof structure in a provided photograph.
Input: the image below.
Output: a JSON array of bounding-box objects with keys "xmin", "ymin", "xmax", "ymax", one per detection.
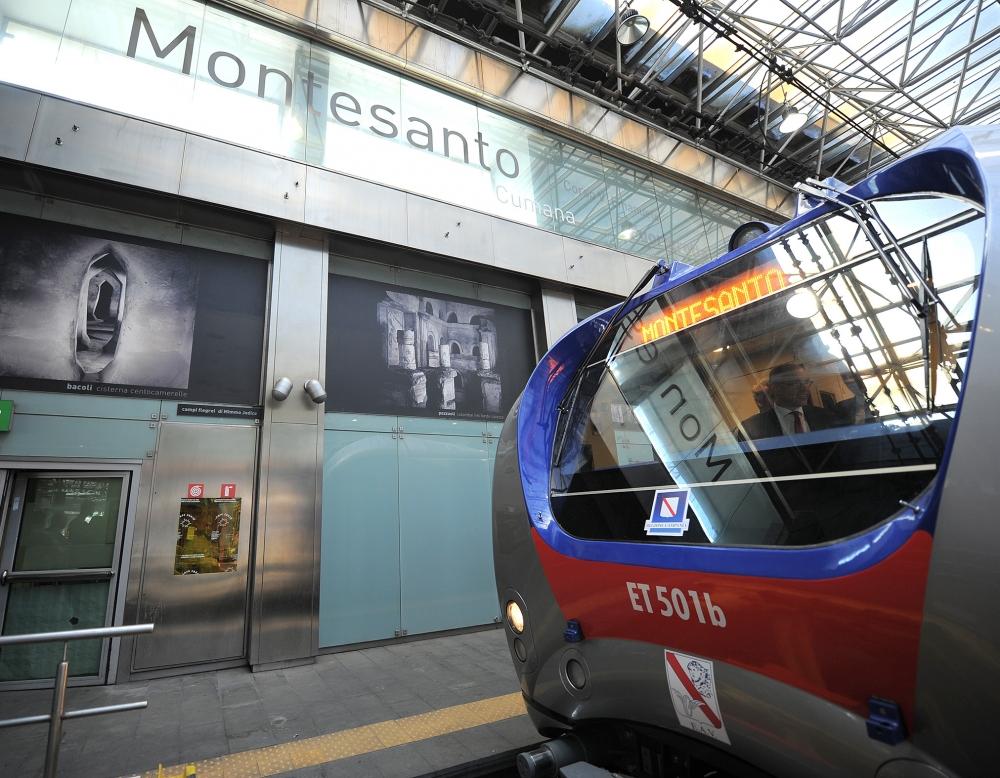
[{"xmin": 382, "ymin": 0, "xmax": 1000, "ymax": 185}]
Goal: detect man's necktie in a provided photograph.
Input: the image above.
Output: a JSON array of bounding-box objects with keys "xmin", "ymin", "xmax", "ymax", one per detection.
[{"xmin": 790, "ymin": 410, "xmax": 804, "ymax": 434}]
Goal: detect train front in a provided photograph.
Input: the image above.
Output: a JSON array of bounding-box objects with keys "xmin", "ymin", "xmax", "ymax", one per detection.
[{"xmin": 493, "ymin": 127, "xmax": 1000, "ymax": 778}]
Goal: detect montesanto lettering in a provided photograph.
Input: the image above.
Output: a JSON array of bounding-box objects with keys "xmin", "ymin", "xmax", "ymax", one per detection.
[
  {"xmin": 636, "ymin": 264, "xmax": 789, "ymax": 345},
  {"xmin": 127, "ymin": 8, "xmax": 522, "ymax": 180}
]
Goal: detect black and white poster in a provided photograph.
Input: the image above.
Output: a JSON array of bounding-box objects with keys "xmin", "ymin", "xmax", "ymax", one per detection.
[
  {"xmin": 326, "ymin": 275, "xmax": 535, "ymax": 421},
  {"xmin": 0, "ymin": 215, "xmax": 268, "ymax": 404}
]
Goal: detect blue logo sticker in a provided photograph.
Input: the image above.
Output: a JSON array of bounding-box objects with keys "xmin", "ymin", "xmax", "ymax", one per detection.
[{"xmin": 645, "ymin": 489, "xmax": 690, "ymax": 537}]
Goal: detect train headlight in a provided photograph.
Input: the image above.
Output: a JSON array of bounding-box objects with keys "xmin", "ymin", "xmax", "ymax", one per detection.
[{"xmin": 506, "ymin": 601, "xmax": 525, "ymax": 634}]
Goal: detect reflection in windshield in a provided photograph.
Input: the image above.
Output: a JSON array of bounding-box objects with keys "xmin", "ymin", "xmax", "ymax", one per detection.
[
  {"xmin": 551, "ymin": 194, "xmax": 984, "ymax": 547},
  {"xmin": 739, "ymin": 362, "xmax": 844, "ymax": 440}
]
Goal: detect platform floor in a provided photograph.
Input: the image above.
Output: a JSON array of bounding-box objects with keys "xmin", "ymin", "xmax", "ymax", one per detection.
[{"xmin": 0, "ymin": 627, "xmax": 540, "ymax": 777}]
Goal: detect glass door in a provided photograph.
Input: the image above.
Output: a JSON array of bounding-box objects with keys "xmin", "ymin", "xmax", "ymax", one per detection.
[{"xmin": 0, "ymin": 472, "xmax": 129, "ymax": 685}]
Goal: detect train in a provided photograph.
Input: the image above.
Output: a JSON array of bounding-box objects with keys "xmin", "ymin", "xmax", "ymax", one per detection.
[{"xmin": 492, "ymin": 126, "xmax": 999, "ymax": 778}]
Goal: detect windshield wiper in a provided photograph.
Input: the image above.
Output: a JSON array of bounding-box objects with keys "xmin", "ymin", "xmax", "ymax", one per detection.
[
  {"xmin": 557, "ymin": 259, "xmax": 669, "ymax": 415},
  {"xmin": 552, "ymin": 259, "xmax": 668, "ymax": 466}
]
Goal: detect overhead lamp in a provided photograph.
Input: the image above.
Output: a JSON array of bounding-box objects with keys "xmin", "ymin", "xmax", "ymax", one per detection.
[
  {"xmin": 786, "ymin": 290, "xmax": 819, "ymax": 319},
  {"xmin": 617, "ymin": 220, "xmax": 639, "ymax": 241},
  {"xmin": 616, "ymin": 8, "xmax": 649, "ymax": 46},
  {"xmin": 778, "ymin": 105, "xmax": 809, "ymax": 134}
]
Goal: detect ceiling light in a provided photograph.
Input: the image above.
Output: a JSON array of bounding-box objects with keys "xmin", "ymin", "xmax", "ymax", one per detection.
[
  {"xmin": 786, "ymin": 290, "xmax": 819, "ymax": 319},
  {"xmin": 617, "ymin": 220, "xmax": 639, "ymax": 241},
  {"xmin": 616, "ymin": 8, "xmax": 649, "ymax": 46},
  {"xmin": 778, "ymin": 106, "xmax": 809, "ymax": 134}
]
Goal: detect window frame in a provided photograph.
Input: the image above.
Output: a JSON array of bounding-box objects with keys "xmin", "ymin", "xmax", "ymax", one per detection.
[{"xmin": 547, "ymin": 193, "xmax": 985, "ymax": 550}]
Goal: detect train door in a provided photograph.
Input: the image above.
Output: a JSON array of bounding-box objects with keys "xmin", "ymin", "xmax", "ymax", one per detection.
[{"xmin": 0, "ymin": 470, "xmax": 131, "ymax": 687}]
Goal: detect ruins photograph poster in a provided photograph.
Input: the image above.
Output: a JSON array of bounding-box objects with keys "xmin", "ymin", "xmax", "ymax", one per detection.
[
  {"xmin": 0, "ymin": 215, "xmax": 268, "ymax": 404},
  {"xmin": 326, "ymin": 275, "xmax": 535, "ymax": 421}
]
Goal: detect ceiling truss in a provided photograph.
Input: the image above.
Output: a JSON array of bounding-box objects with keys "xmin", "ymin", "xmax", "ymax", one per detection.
[{"xmin": 372, "ymin": 0, "xmax": 1000, "ymax": 186}]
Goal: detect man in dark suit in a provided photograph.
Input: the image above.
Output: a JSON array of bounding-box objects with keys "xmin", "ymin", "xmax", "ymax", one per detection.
[{"xmin": 740, "ymin": 363, "xmax": 843, "ymax": 440}]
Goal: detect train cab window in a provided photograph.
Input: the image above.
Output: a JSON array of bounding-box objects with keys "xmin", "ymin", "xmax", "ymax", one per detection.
[{"xmin": 551, "ymin": 194, "xmax": 985, "ymax": 546}]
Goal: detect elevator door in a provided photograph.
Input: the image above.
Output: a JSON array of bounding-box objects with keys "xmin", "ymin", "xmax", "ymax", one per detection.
[
  {"xmin": 0, "ymin": 471, "xmax": 130, "ymax": 684},
  {"xmin": 132, "ymin": 423, "xmax": 257, "ymax": 671}
]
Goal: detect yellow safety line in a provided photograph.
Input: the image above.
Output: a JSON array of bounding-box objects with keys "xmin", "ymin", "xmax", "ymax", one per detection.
[{"xmin": 135, "ymin": 692, "xmax": 526, "ymax": 778}]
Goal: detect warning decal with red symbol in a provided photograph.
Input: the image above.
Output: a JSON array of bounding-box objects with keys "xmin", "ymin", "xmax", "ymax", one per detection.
[
  {"xmin": 664, "ymin": 649, "xmax": 730, "ymax": 745},
  {"xmin": 186, "ymin": 483, "xmax": 205, "ymax": 499}
]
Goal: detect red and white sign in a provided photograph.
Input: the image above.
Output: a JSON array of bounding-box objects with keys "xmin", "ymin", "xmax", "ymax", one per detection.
[
  {"xmin": 664, "ymin": 650, "xmax": 730, "ymax": 745},
  {"xmin": 186, "ymin": 483, "xmax": 205, "ymax": 499},
  {"xmin": 220, "ymin": 483, "xmax": 237, "ymax": 499}
]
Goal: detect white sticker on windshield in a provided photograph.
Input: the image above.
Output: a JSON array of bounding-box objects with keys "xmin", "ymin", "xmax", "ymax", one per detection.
[{"xmin": 645, "ymin": 489, "xmax": 690, "ymax": 536}]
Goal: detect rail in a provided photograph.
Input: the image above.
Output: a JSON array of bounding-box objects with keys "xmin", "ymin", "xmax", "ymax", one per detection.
[{"xmin": 0, "ymin": 623, "xmax": 154, "ymax": 778}]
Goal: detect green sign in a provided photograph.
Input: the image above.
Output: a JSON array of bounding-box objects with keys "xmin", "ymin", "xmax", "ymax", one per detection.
[{"xmin": 0, "ymin": 400, "xmax": 11, "ymax": 432}]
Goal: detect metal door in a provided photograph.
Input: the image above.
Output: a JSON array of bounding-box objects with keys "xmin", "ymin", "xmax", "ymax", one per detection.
[
  {"xmin": 0, "ymin": 471, "xmax": 130, "ymax": 685},
  {"xmin": 132, "ymin": 423, "xmax": 257, "ymax": 671}
]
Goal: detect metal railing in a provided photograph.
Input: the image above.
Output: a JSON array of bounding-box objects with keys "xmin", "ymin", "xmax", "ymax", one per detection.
[{"xmin": 0, "ymin": 623, "xmax": 154, "ymax": 778}]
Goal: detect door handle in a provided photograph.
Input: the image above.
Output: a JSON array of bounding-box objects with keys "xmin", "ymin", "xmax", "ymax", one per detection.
[{"xmin": 1, "ymin": 569, "xmax": 113, "ymax": 584}]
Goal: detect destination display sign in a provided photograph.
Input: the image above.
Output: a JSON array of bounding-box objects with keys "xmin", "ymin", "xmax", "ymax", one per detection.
[{"xmin": 631, "ymin": 263, "xmax": 790, "ymax": 346}]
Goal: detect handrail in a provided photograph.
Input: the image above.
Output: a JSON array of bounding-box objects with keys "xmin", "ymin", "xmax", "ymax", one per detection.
[
  {"xmin": 0, "ymin": 622, "xmax": 152, "ymax": 646},
  {"xmin": 0, "ymin": 623, "xmax": 154, "ymax": 778}
]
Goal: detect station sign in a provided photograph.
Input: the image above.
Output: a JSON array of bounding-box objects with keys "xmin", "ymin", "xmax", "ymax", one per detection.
[
  {"xmin": 0, "ymin": 400, "xmax": 12, "ymax": 432},
  {"xmin": 0, "ymin": 0, "xmax": 762, "ymax": 264}
]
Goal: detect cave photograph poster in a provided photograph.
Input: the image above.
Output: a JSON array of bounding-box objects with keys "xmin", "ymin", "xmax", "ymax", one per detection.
[
  {"xmin": 0, "ymin": 214, "xmax": 268, "ymax": 404},
  {"xmin": 326, "ymin": 275, "xmax": 536, "ymax": 422}
]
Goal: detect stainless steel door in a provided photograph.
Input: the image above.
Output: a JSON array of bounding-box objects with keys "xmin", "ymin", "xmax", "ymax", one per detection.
[
  {"xmin": 132, "ymin": 423, "xmax": 257, "ymax": 671},
  {"xmin": 0, "ymin": 471, "xmax": 130, "ymax": 684}
]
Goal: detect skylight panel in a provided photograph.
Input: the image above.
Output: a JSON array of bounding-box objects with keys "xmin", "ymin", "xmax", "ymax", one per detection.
[{"xmin": 558, "ymin": 0, "xmax": 614, "ymax": 42}]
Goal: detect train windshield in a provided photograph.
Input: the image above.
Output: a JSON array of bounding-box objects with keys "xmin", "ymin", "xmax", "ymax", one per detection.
[{"xmin": 551, "ymin": 193, "xmax": 985, "ymax": 546}]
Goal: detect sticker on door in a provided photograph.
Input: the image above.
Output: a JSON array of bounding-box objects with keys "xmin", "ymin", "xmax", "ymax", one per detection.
[{"xmin": 175, "ymin": 498, "xmax": 241, "ymax": 575}]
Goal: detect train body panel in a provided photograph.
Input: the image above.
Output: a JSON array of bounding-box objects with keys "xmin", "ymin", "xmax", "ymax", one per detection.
[
  {"xmin": 495, "ymin": 402, "xmax": 952, "ymax": 778},
  {"xmin": 912, "ymin": 126, "xmax": 1000, "ymax": 778},
  {"xmin": 495, "ymin": 126, "xmax": 1000, "ymax": 777},
  {"xmin": 530, "ymin": 526, "xmax": 932, "ymax": 722}
]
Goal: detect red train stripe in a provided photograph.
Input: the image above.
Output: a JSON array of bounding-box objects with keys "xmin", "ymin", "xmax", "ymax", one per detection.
[{"xmin": 532, "ymin": 528, "xmax": 933, "ymax": 722}]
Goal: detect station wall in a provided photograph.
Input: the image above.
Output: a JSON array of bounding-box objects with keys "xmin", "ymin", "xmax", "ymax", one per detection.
[
  {"xmin": 0, "ymin": 0, "xmax": 786, "ymax": 684},
  {"xmin": 319, "ymin": 254, "xmax": 535, "ymax": 648}
]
